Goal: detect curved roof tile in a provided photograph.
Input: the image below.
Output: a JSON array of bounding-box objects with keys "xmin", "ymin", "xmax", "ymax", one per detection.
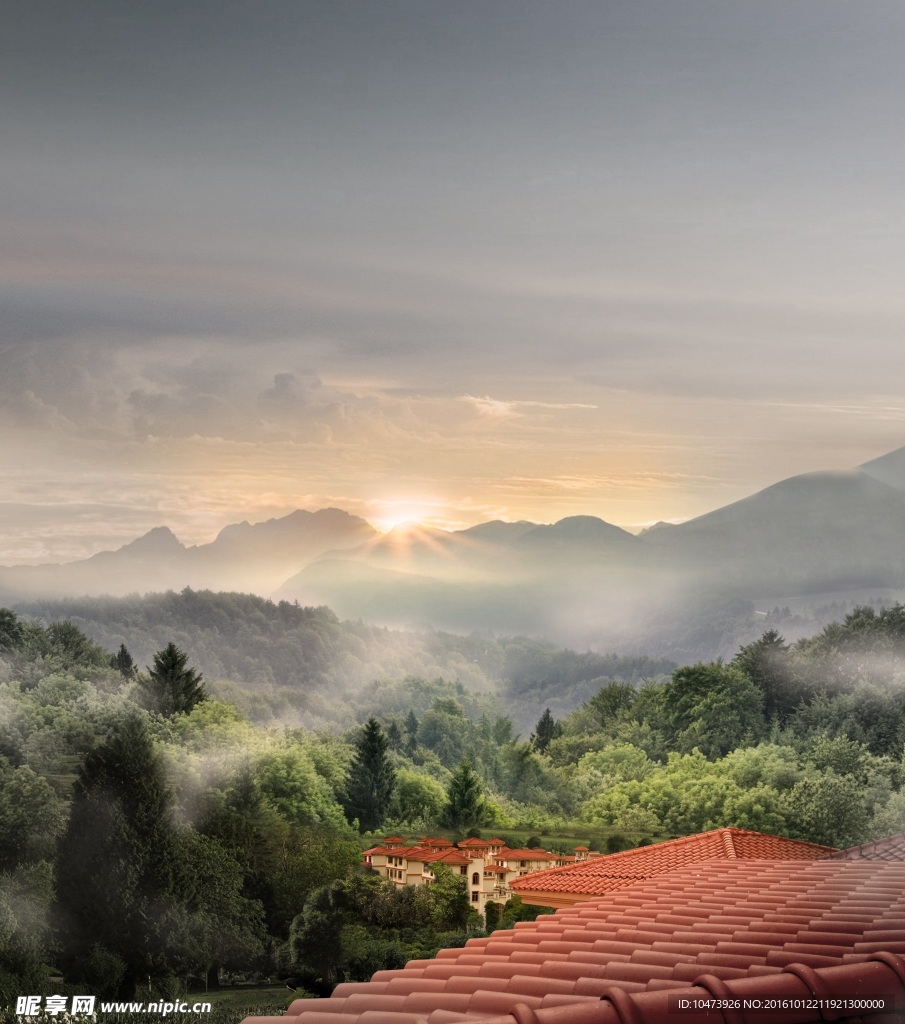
[{"xmin": 243, "ymin": 859, "xmax": 905, "ymax": 1024}]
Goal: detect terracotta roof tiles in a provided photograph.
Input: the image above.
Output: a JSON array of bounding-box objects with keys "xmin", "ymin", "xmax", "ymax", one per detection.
[
  {"xmin": 243, "ymin": 860, "xmax": 905, "ymax": 1024},
  {"xmin": 421, "ymin": 850, "xmax": 472, "ymax": 867},
  {"xmin": 512, "ymin": 829, "xmax": 834, "ymax": 905},
  {"xmin": 825, "ymin": 832, "xmax": 905, "ymax": 860}
]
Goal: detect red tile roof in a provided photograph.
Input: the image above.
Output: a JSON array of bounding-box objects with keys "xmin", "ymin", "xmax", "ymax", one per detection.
[
  {"xmin": 825, "ymin": 832, "xmax": 905, "ymax": 860},
  {"xmin": 512, "ymin": 828, "xmax": 834, "ymax": 905},
  {"xmin": 376, "ymin": 845, "xmax": 427, "ymax": 858},
  {"xmin": 500, "ymin": 849, "xmax": 556, "ymax": 860},
  {"xmin": 420, "ymin": 850, "xmax": 471, "ymax": 867},
  {"xmin": 243, "ymin": 859, "xmax": 905, "ymax": 1024},
  {"xmin": 458, "ymin": 838, "xmax": 494, "ymax": 848}
]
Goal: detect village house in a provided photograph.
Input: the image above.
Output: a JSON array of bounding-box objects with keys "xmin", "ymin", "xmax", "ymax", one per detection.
[{"xmin": 362, "ymin": 836, "xmax": 600, "ymax": 913}]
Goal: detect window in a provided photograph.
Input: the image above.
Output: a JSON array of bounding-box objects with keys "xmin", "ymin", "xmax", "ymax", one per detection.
[
  {"xmin": 472, "ymin": 872, "xmax": 480, "ymax": 886},
  {"xmin": 460, "ymin": 866, "xmax": 467, "ymax": 875},
  {"xmin": 471, "ymin": 892, "xmax": 479, "ymax": 902}
]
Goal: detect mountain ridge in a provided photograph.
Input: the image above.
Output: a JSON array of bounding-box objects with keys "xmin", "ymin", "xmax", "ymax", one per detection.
[{"xmin": 4, "ymin": 448, "xmax": 905, "ymax": 659}]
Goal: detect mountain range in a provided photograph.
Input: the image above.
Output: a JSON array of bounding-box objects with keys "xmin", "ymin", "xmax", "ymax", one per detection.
[{"xmin": 5, "ymin": 446, "xmax": 905, "ymax": 657}]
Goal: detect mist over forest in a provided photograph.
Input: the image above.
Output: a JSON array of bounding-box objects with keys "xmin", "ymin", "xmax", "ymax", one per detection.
[
  {"xmin": 6, "ymin": 447, "xmax": 905, "ymax": 664},
  {"xmin": 5, "ymin": 587, "xmax": 905, "ymax": 1003}
]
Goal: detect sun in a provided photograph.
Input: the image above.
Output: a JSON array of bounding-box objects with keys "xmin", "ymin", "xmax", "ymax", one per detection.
[{"xmin": 371, "ymin": 502, "xmax": 434, "ymax": 535}]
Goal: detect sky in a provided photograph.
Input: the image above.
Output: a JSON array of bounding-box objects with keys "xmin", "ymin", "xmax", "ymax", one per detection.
[{"xmin": 3, "ymin": 0, "xmax": 905, "ymax": 562}]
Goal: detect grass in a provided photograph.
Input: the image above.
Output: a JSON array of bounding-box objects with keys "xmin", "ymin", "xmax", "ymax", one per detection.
[{"xmin": 187, "ymin": 985, "xmax": 293, "ymax": 1011}]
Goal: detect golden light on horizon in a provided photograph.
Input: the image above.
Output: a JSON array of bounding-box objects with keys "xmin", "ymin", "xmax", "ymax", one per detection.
[{"xmin": 370, "ymin": 500, "xmax": 439, "ymax": 535}]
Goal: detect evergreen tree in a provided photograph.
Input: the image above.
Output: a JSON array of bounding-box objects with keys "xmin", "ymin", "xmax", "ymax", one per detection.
[
  {"xmin": 111, "ymin": 643, "xmax": 136, "ymax": 679},
  {"xmin": 345, "ymin": 718, "xmax": 396, "ymax": 832},
  {"xmin": 0, "ymin": 608, "xmax": 23, "ymax": 652},
  {"xmin": 55, "ymin": 716, "xmax": 263, "ymax": 995},
  {"xmin": 532, "ymin": 708, "xmax": 560, "ymax": 753},
  {"xmin": 733, "ymin": 630, "xmax": 798, "ymax": 722},
  {"xmin": 385, "ymin": 720, "xmax": 403, "ymax": 751},
  {"xmin": 139, "ymin": 642, "xmax": 206, "ymax": 717},
  {"xmin": 55, "ymin": 716, "xmax": 179, "ymax": 996},
  {"xmin": 442, "ymin": 759, "xmax": 485, "ymax": 830}
]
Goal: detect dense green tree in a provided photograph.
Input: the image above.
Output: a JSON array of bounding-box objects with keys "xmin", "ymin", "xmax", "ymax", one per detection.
[
  {"xmin": 0, "ymin": 862, "xmax": 54, "ymax": 1007},
  {"xmin": 661, "ymin": 662, "xmax": 765, "ymax": 757},
  {"xmin": 46, "ymin": 620, "xmax": 110, "ymax": 667},
  {"xmin": 56, "ymin": 716, "xmax": 266, "ymax": 994},
  {"xmin": 55, "ymin": 716, "xmax": 180, "ymax": 995},
  {"xmin": 442, "ymin": 759, "xmax": 485, "ymax": 830},
  {"xmin": 417, "ymin": 706, "xmax": 467, "ymax": 766},
  {"xmin": 140, "ymin": 642, "xmax": 207, "ymax": 717},
  {"xmin": 424, "ymin": 863, "xmax": 470, "ymax": 930},
  {"xmin": 582, "ymin": 749, "xmax": 788, "ymax": 836},
  {"xmin": 0, "ymin": 609, "xmax": 24, "ymax": 652},
  {"xmin": 111, "ymin": 643, "xmax": 136, "ymax": 679},
  {"xmin": 390, "ymin": 768, "xmax": 447, "ymax": 825},
  {"xmin": 201, "ymin": 779, "xmax": 359, "ymax": 940},
  {"xmin": 783, "ymin": 772, "xmax": 872, "ymax": 848},
  {"xmin": 733, "ymin": 630, "xmax": 799, "ymax": 721},
  {"xmin": 587, "ymin": 681, "xmax": 636, "ymax": 728},
  {"xmin": 532, "ymin": 708, "xmax": 560, "ymax": 753},
  {"xmin": 165, "ymin": 830, "xmax": 266, "ymax": 978},
  {"xmin": 289, "ymin": 882, "xmax": 347, "ymax": 988},
  {"xmin": 344, "ymin": 718, "xmax": 396, "ymax": 832},
  {"xmin": 255, "ymin": 741, "xmax": 348, "ymax": 827},
  {"xmin": 385, "ymin": 719, "xmax": 403, "ymax": 751},
  {"xmin": 404, "ymin": 710, "xmax": 419, "ymax": 737},
  {"xmin": 0, "ymin": 764, "xmax": 65, "ymax": 870}
]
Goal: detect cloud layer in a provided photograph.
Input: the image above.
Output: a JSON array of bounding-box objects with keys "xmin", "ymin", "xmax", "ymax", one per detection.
[{"xmin": 3, "ymin": 2, "xmax": 905, "ymax": 560}]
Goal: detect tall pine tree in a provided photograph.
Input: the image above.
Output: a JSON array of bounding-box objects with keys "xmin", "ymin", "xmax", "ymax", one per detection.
[
  {"xmin": 139, "ymin": 642, "xmax": 206, "ymax": 717},
  {"xmin": 532, "ymin": 708, "xmax": 560, "ymax": 753},
  {"xmin": 442, "ymin": 759, "xmax": 484, "ymax": 831},
  {"xmin": 344, "ymin": 718, "xmax": 395, "ymax": 832},
  {"xmin": 55, "ymin": 716, "xmax": 179, "ymax": 996},
  {"xmin": 111, "ymin": 643, "xmax": 136, "ymax": 679}
]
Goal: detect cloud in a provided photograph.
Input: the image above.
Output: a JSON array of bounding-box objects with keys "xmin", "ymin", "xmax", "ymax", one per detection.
[
  {"xmin": 0, "ymin": 389, "xmax": 71, "ymax": 432},
  {"xmin": 461, "ymin": 395, "xmax": 598, "ymax": 419}
]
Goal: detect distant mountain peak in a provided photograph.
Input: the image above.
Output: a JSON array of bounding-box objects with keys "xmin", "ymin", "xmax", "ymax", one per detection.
[
  {"xmin": 859, "ymin": 445, "xmax": 905, "ymax": 492},
  {"xmin": 213, "ymin": 507, "xmax": 374, "ymax": 544},
  {"xmin": 118, "ymin": 526, "xmax": 185, "ymax": 555}
]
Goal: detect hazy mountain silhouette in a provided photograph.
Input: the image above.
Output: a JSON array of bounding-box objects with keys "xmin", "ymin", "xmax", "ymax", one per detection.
[
  {"xmin": 0, "ymin": 508, "xmax": 375, "ymax": 599},
  {"xmin": 859, "ymin": 444, "xmax": 905, "ymax": 492},
  {"xmin": 5, "ymin": 450, "xmax": 905, "ymax": 658},
  {"xmin": 640, "ymin": 470, "xmax": 905, "ymax": 593}
]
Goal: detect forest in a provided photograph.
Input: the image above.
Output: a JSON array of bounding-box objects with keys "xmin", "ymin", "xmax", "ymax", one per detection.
[{"xmin": 3, "ymin": 595, "xmax": 905, "ymax": 1007}]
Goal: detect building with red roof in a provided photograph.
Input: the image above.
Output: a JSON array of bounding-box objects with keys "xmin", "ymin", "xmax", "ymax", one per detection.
[
  {"xmin": 512, "ymin": 828, "xmax": 834, "ymax": 908},
  {"xmin": 364, "ymin": 838, "xmax": 581, "ymax": 911}
]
